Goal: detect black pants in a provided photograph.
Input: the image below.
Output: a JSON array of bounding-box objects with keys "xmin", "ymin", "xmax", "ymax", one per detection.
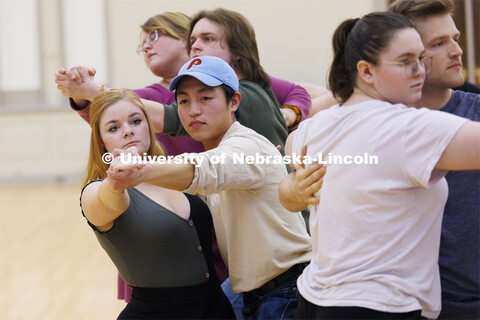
[
  {"xmin": 118, "ymin": 279, "xmax": 235, "ymax": 319},
  {"xmin": 295, "ymin": 293, "xmax": 426, "ymax": 319}
]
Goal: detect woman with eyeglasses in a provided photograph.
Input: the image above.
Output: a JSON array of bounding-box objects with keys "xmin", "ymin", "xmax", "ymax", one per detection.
[
  {"xmin": 55, "ymin": 13, "xmax": 311, "ymax": 134},
  {"xmin": 54, "ymin": 11, "xmax": 311, "ymax": 314},
  {"xmin": 279, "ymin": 11, "xmax": 480, "ymax": 319},
  {"xmin": 55, "ymin": 12, "xmax": 227, "ymax": 305},
  {"xmin": 55, "ymin": 12, "xmax": 205, "ymax": 156}
]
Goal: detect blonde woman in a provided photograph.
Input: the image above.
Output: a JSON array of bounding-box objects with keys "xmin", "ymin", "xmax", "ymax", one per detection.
[{"xmin": 80, "ymin": 88, "xmax": 234, "ymax": 319}]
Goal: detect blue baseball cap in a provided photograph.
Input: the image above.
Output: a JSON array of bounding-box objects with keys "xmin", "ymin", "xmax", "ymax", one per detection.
[{"xmin": 169, "ymin": 56, "xmax": 239, "ymax": 92}]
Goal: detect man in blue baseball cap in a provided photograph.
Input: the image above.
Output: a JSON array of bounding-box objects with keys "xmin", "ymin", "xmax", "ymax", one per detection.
[
  {"xmin": 108, "ymin": 56, "xmax": 312, "ymax": 320},
  {"xmin": 168, "ymin": 56, "xmax": 240, "ymax": 151}
]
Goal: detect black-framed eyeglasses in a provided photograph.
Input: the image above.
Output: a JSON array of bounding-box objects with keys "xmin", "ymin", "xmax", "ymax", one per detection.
[
  {"xmin": 136, "ymin": 30, "xmax": 160, "ymax": 55},
  {"xmin": 380, "ymin": 56, "xmax": 433, "ymax": 78}
]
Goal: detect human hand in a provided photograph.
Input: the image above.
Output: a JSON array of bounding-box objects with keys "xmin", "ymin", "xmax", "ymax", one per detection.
[
  {"xmin": 54, "ymin": 65, "xmax": 100, "ymax": 101},
  {"xmin": 106, "ymin": 147, "xmax": 147, "ymax": 190},
  {"xmin": 280, "ymin": 107, "xmax": 297, "ymax": 127},
  {"xmin": 290, "ymin": 145, "xmax": 325, "ymax": 206},
  {"xmin": 58, "ymin": 65, "xmax": 96, "ymax": 84}
]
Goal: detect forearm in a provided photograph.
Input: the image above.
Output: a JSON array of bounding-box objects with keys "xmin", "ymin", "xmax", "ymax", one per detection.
[
  {"xmin": 140, "ymin": 99, "xmax": 165, "ymax": 133},
  {"xmin": 97, "ymin": 179, "xmax": 128, "ymax": 214},
  {"xmin": 308, "ymin": 92, "xmax": 338, "ymax": 118},
  {"xmin": 436, "ymin": 121, "xmax": 480, "ymax": 170},
  {"xmin": 161, "ymin": 102, "xmax": 190, "ymax": 136},
  {"xmin": 147, "ymin": 162, "xmax": 195, "ymax": 191},
  {"xmin": 281, "ymin": 85, "xmax": 311, "ymax": 121},
  {"xmin": 70, "ymin": 98, "xmax": 92, "ymax": 124},
  {"xmin": 279, "ymin": 172, "xmax": 308, "ymax": 212},
  {"xmin": 81, "ymin": 179, "xmax": 129, "ymax": 228},
  {"xmin": 270, "ymin": 76, "xmax": 311, "ymax": 121}
]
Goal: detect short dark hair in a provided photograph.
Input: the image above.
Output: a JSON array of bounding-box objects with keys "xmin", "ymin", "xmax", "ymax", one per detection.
[
  {"xmin": 328, "ymin": 11, "xmax": 417, "ymax": 103},
  {"xmin": 388, "ymin": 0, "xmax": 455, "ymax": 20},
  {"xmin": 220, "ymin": 84, "xmax": 236, "ymax": 104},
  {"xmin": 174, "ymin": 82, "xmax": 235, "ymax": 105}
]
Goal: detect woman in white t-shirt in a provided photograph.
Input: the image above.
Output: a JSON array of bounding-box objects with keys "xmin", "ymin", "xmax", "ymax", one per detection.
[{"xmin": 279, "ymin": 11, "xmax": 480, "ymax": 320}]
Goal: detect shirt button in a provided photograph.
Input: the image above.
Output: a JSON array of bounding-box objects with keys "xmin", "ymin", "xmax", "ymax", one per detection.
[
  {"xmin": 197, "ymin": 245, "xmax": 202, "ymax": 251},
  {"xmin": 189, "ymin": 220, "xmax": 194, "ymax": 227},
  {"xmin": 206, "ymin": 273, "xmax": 210, "ymax": 278}
]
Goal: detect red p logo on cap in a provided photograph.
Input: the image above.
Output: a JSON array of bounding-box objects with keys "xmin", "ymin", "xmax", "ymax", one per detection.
[{"xmin": 187, "ymin": 58, "xmax": 202, "ymax": 70}]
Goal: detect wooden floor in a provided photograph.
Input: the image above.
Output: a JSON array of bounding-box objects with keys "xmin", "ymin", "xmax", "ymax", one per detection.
[{"xmin": 0, "ymin": 182, "xmax": 126, "ymax": 319}]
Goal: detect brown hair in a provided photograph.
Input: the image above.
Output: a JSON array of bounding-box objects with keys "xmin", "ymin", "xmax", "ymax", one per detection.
[
  {"xmin": 83, "ymin": 89, "xmax": 165, "ymax": 186},
  {"xmin": 328, "ymin": 12, "xmax": 417, "ymax": 102},
  {"xmin": 187, "ymin": 8, "xmax": 271, "ymax": 89},
  {"xmin": 388, "ymin": 0, "xmax": 455, "ymax": 19}
]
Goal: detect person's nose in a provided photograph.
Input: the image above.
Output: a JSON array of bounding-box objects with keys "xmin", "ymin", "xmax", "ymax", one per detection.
[
  {"xmin": 449, "ymin": 39, "xmax": 463, "ymax": 58},
  {"xmin": 188, "ymin": 101, "xmax": 202, "ymax": 117},
  {"xmin": 141, "ymin": 41, "xmax": 153, "ymax": 55},
  {"xmin": 190, "ymin": 39, "xmax": 202, "ymax": 53},
  {"xmin": 123, "ymin": 124, "xmax": 134, "ymax": 137}
]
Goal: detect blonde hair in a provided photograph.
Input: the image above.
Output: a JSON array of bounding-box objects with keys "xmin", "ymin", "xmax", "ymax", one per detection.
[
  {"xmin": 83, "ymin": 88, "xmax": 165, "ymax": 186},
  {"xmin": 141, "ymin": 12, "xmax": 190, "ymax": 40}
]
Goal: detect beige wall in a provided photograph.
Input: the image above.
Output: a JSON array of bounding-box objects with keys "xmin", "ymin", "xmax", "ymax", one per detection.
[
  {"xmin": 0, "ymin": 0, "xmax": 387, "ymax": 184},
  {"xmin": 107, "ymin": 0, "xmax": 387, "ymax": 88}
]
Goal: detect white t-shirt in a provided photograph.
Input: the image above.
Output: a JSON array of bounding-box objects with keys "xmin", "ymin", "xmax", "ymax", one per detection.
[{"xmin": 293, "ymin": 99, "xmax": 467, "ymax": 319}]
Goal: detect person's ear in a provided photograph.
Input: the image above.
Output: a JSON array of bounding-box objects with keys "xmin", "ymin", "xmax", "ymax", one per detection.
[
  {"xmin": 230, "ymin": 92, "xmax": 242, "ymax": 113},
  {"xmin": 357, "ymin": 60, "xmax": 376, "ymax": 85}
]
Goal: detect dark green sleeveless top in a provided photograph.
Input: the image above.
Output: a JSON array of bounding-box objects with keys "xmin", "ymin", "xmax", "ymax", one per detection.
[{"xmin": 81, "ymin": 185, "xmax": 215, "ymax": 288}]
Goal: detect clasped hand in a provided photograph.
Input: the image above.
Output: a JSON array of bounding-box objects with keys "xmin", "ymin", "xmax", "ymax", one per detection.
[{"xmin": 107, "ymin": 147, "xmax": 147, "ymax": 190}]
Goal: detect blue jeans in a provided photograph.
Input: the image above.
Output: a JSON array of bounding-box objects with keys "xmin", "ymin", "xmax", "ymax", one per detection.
[
  {"xmin": 221, "ymin": 277, "xmax": 244, "ymax": 319},
  {"xmin": 242, "ymin": 275, "xmax": 299, "ymax": 320}
]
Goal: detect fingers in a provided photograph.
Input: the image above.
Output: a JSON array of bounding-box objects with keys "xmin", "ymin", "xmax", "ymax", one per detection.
[
  {"xmin": 287, "ymin": 144, "xmax": 327, "ymax": 207},
  {"xmin": 65, "ymin": 66, "xmax": 84, "ymax": 84},
  {"xmin": 296, "ymin": 166, "xmax": 324, "ymax": 194},
  {"xmin": 296, "ymin": 163, "xmax": 325, "ymax": 187},
  {"xmin": 54, "ymin": 69, "xmax": 69, "ymax": 81},
  {"xmin": 64, "ymin": 65, "xmax": 94, "ymax": 84},
  {"xmin": 112, "ymin": 148, "xmax": 123, "ymax": 158},
  {"xmin": 305, "ymin": 195, "xmax": 320, "ymax": 206},
  {"xmin": 126, "ymin": 146, "xmax": 140, "ymax": 156},
  {"xmin": 112, "ymin": 147, "xmax": 140, "ymax": 157},
  {"xmin": 107, "ymin": 160, "xmax": 144, "ymax": 190},
  {"xmin": 294, "ymin": 163, "xmax": 326, "ymax": 204},
  {"xmin": 109, "ymin": 148, "xmax": 145, "ymax": 173},
  {"xmin": 300, "ymin": 174, "xmax": 323, "ymax": 198},
  {"xmin": 291, "ymin": 145, "xmax": 308, "ymax": 171},
  {"xmin": 299, "ymin": 145, "xmax": 307, "ymax": 169}
]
